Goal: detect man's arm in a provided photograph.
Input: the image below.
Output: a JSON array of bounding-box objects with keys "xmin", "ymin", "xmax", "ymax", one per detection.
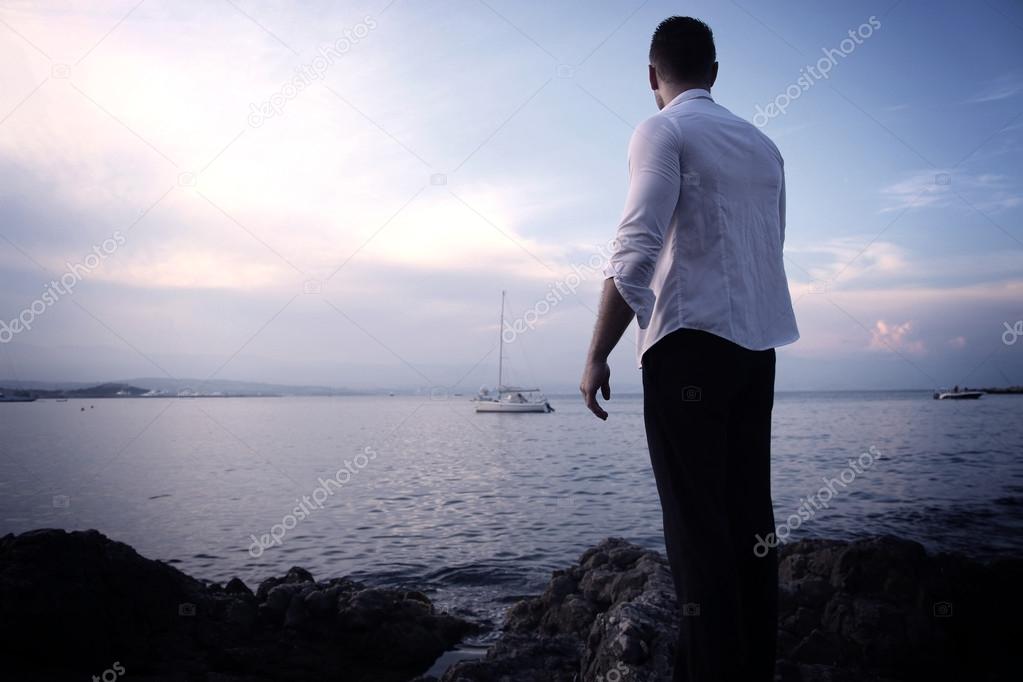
[
  {"xmin": 580, "ymin": 114, "xmax": 681, "ymax": 419},
  {"xmin": 580, "ymin": 278, "xmax": 635, "ymax": 420}
]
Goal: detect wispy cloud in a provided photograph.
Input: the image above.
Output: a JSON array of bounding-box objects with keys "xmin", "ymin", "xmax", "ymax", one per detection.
[
  {"xmin": 881, "ymin": 169, "xmax": 1023, "ymax": 213},
  {"xmin": 787, "ymin": 235, "xmax": 1023, "ymax": 296},
  {"xmin": 966, "ymin": 72, "xmax": 1023, "ymax": 104},
  {"xmin": 786, "ymin": 237, "xmax": 907, "ymax": 292}
]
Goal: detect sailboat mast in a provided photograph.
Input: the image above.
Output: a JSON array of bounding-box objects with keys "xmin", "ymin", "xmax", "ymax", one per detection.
[{"xmin": 497, "ymin": 290, "xmax": 505, "ymax": 389}]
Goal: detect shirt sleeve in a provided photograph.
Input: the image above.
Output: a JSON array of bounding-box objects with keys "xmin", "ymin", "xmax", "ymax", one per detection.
[{"xmin": 602, "ymin": 115, "xmax": 681, "ymax": 329}]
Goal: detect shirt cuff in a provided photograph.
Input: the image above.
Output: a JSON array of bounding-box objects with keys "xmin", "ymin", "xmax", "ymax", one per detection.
[{"xmin": 603, "ymin": 263, "xmax": 655, "ymax": 329}]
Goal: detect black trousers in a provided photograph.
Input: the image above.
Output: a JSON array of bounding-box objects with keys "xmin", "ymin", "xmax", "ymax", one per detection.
[{"xmin": 641, "ymin": 328, "xmax": 778, "ymax": 682}]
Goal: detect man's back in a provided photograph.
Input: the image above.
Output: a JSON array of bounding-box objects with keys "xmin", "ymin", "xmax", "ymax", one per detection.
[{"xmin": 606, "ymin": 88, "xmax": 799, "ymax": 363}]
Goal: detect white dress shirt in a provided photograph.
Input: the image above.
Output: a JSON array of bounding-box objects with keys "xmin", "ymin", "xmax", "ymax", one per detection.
[{"xmin": 604, "ymin": 88, "xmax": 799, "ymax": 366}]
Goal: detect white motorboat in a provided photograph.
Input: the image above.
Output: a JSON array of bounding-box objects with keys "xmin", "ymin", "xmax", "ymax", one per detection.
[{"xmin": 933, "ymin": 388, "xmax": 984, "ymax": 400}]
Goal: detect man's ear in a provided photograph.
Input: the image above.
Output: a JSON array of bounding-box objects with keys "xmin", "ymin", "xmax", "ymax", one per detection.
[
  {"xmin": 707, "ymin": 62, "xmax": 719, "ymax": 89},
  {"xmin": 649, "ymin": 64, "xmax": 659, "ymax": 91}
]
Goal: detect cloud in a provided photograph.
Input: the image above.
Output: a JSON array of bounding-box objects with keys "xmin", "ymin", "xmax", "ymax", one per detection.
[
  {"xmin": 785, "ymin": 237, "xmax": 907, "ymax": 295},
  {"xmin": 786, "ymin": 234, "xmax": 1023, "ymax": 297},
  {"xmin": 880, "ymin": 170, "xmax": 1023, "ymax": 214},
  {"xmin": 965, "ymin": 73, "xmax": 1023, "ymax": 104},
  {"xmin": 868, "ymin": 319, "xmax": 926, "ymax": 355}
]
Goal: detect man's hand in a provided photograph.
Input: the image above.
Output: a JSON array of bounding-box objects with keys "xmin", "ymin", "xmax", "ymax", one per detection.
[
  {"xmin": 580, "ymin": 278, "xmax": 635, "ymax": 420},
  {"xmin": 580, "ymin": 360, "xmax": 611, "ymax": 420}
]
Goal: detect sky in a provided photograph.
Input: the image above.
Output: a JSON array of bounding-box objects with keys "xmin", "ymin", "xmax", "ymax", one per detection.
[{"xmin": 0, "ymin": 0, "xmax": 1021, "ymax": 392}]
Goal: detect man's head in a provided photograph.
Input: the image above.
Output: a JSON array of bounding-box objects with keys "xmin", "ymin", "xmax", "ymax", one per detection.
[{"xmin": 648, "ymin": 16, "xmax": 718, "ymax": 109}]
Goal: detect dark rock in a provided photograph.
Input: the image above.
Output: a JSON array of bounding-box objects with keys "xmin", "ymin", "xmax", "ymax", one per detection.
[
  {"xmin": 225, "ymin": 599, "xmax": 257, "ymax": 633},
  {"xmin": 442, "ymin": 536, "xmax": 1022, "ymax": 682},
  {"xmin": 446, "ymin": 538, "xmax": 677, "ymax": 682},
  {"xmin": 0, "ymin": 528, "xmax": 205, "ymax": 677},
  {"xmin": 285, "ymin": 566, "xmax": 315, "ymax": 584},
  {"xmin": 283, "ymin": 592, "xmax": 311, "ymax": 629},
  {"xmin": 303, "ymin": 586, "xmax": 340, "ymax": 615},
  {"xmin": 442, "ymin": 634, "xmax": 581, "ymax": 682},
  {"xmin": 4, "ymin": 529, "xmax": 1018, "ymax": 682},
  {"xmin": 255, "ymin": 576, "xmax": 281, "ymax": 601},
  {"xmin": 404, "ymin": 589, "xmax": 433, "ymax": 606},
  {"xmin": 225, "ymin": 577, "xmax": 254, "ymax": 599},
  {"xmin": 0, "ymin": 529, "xmax": 474, "ymax": 681},
  {"xmin": 264, "ymin": 583, "xmax": 297, "ymax": 617}
]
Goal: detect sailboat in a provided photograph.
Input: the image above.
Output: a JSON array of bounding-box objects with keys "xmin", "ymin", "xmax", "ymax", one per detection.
[{"xmin": 475, "ymin": 291, "xmax": 553, "ymax": 413}]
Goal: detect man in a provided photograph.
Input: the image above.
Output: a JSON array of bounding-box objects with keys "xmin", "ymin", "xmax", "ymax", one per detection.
[{"xmin": 579, "ymin": 16, "xmax": 799, "ymax": 682}]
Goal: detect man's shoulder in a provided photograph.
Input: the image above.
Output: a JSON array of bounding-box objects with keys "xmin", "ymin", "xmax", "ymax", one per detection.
[
  {"xmin": 629, "ymin": 112, "xmax": 681, "ymax": 152},
  {"xmin": 676, "ymin": 103, "xmax": 784, "ymax": 165},
  {"xmin": 751, "ymin": 125, "xmax": 784, "ymax": 166},
  {"xmin": 637, "ymin": 110, "xmax": 680, "ymax": 135},
  {"xmin": 633, "ymin": 103, "xmax": 784, "ymax": 166}
]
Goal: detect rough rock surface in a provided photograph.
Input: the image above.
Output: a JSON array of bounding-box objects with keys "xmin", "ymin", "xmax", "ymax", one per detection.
[
  {"xmin": 439, "ymin": 537, "xmax": 1020, "ymax": 682},
  {"xmin": 0, "ymin": 529, "xmax": 473, "ymax": 681},
  {"xmin": 3, "ymin": 529, "xmax": 1019, "ymax": 681}
]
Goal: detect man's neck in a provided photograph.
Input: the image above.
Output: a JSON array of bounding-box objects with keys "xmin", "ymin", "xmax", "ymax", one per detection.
[{"xmin": 659, "ymin": 83, "xmax": 710, "ymax": 109}]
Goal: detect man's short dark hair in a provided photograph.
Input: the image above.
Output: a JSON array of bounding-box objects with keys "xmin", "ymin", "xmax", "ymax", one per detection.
[{"xmin": 649, "ymin": 16, "xmax": 716, "ymax": 84}]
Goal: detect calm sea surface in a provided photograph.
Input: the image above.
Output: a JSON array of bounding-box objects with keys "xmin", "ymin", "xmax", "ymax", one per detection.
[{"xmin": 1, "ymin": 392, "xmax": 1021, "ymax": 631}]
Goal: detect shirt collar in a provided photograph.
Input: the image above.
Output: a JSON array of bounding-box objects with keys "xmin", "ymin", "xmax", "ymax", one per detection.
[{"xmin": 665, "ymin": 88, "xmax": 713, "ymax": 108}]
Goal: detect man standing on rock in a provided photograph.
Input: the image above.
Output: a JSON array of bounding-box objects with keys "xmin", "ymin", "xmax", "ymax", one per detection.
[{"xmin": 580, "ymin": 16, "xmax": 799, "ymax": 682}]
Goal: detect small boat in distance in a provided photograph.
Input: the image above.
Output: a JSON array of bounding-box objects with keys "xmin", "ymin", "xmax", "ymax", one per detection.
[
  {"xmin": 933, "ymin": 386, "xmax": 984, "ymax": 400},
  {"xmin": 475, "ymin": 291, "xmax": 553, "ymax": 414}
]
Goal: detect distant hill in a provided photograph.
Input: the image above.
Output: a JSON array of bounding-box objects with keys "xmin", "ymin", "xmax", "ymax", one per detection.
[
  {"xmin": 973, "ymin": 386, "xmax": 1023, "ymax": 394},
  {"xmin": 0, "ymin": 377, "xmax": 364, "ymax": 398},
  {"xmin": 0, "ymin": 383, "xmax": 148, "ymax": 399},
  {"xmin": 120, "ymin": 377, "xmax": 361, "ymax": 396}
]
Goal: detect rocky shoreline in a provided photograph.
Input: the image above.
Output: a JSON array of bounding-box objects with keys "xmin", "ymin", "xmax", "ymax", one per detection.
[
  {"xmin": 0, "ymin": 529, "xmax": 472, "ymax": 681},
  {"xmin": 432, "ymin": 537, "xmax": 1021, "ymax": 682},
  {"xmin": 1, "ymin": 529, "xmax": 1019, "ymax": 681}
]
